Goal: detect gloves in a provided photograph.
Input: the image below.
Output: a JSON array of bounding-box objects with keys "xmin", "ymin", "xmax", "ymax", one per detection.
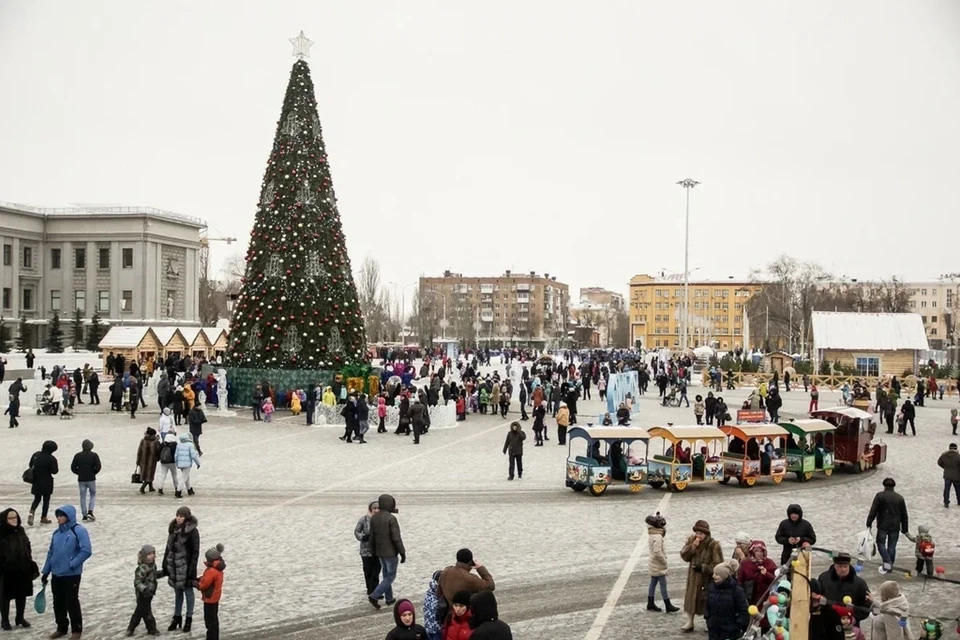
[
  {"xmin": 41, "ymin": 573, "xmax": 49, "ymax": 585},
  {"xmin": 400, "ymin": 554, "xmax": 406, "ymax": 564}
]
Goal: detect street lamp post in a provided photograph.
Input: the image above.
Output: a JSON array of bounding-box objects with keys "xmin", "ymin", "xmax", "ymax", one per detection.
[
  {"xmin": 676, "ymin": 178, "xmax": 700, "ymax": 352},
  {"xmin": 388, "ymin": 281, "xmax": 418, "ymax": 328}
]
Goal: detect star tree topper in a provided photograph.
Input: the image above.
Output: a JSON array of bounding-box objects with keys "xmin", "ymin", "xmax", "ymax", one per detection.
[{"xmin": 289, "ymin": 31, "xmax": 314, "ymax": 60}]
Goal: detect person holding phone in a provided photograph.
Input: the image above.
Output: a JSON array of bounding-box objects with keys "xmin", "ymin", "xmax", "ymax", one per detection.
[{"xmin": 437, "ymin": 548, "xmax": 495, "ymax": 609}]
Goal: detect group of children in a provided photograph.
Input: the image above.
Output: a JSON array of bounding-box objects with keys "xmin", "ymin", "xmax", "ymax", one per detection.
[
  {"xmin": 130, "ymin": 543, "xmax": 226, "ymax": 638},
  {"xmin": 644, "ymin": 511, "xmax": 939, "ymax": 640}
]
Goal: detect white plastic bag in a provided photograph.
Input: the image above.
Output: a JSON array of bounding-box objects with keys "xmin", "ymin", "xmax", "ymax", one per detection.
[{"xmin": 856, "ymin": 529, "xmax": 877, "ymax": 558}]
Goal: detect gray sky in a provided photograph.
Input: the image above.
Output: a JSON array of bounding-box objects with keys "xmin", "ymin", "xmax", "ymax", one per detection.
[{"xmin": 1, "ymin": 1, "xmax": 958, "ymax": 309}]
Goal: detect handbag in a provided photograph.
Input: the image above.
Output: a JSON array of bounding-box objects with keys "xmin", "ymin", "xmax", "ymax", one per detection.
[
  {"xmin": 131, "ymin": 467, "xmax": 142, "ymax": 484},
  {"xmin": 22, "ymin": 466, "xmax": 34, "ymax": 484},
  {"xmin": 34, "ymin": 584, "xmax": 46, "ymax": 614}
]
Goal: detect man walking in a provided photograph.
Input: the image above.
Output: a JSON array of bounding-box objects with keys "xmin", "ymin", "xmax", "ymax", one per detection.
[
  {"xmin": 368, "ymin": 494, "xmax": 405, "ymax": 610},
  {"xmin": 866, "ymin": 477, "xmax": 909, "ymax": 574},
  {"xmin": 70, "ymin": 440, "xmax": 101, "ymax": 522},
  {"xmin": 937, "ymin": 443, "xmax": 960, "ymax": 508},
  {"xmin": 41, "ymin": 505, "xmax": 92, "ymax": 639}
]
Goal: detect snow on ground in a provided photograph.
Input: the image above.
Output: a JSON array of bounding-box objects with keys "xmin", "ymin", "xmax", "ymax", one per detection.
[
  {"xmin": 1, "ymin": 348, "xmax": 101, "ymax": 372},
  {"xmin": 1, "ymin": 370, "xmax": 958, "ymax": 639}
]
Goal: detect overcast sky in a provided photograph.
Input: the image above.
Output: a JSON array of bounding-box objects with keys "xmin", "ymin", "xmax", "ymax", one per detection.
[{"xmin": 1, "ymin": 1, "xmax": 958, "ymax": 309}]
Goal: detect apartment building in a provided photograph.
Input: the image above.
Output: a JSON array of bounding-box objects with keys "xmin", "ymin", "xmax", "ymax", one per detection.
[
  {"xmin": 418, "ymin": 270, "xmax": 569, "ymax": 347},
  {"xmin": 569, "ymin": 287, "xmax": 625, "ymax": 347},
  {"xmin": 0, "ymin": 201, "xmax": 206, "ymax": 347},
  {"xmin": 904, "ymin": 279, "xmax": 960, "ymax": 350},
  {"xmin": 578, "ymin": 287, "xmax": 624, "ymax": 310},
  {"xmin": 628, "ymin": 273, "xmax": 761, "ymax": 351}
]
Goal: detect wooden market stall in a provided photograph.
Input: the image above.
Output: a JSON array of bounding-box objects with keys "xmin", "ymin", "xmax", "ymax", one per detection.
[
  {"xmin": 97, "ymin": 327, "xmax": 163, "ymax": 373},
  {"xmin": 152, "ymin": 327, "xmax": 190, "ymax": 360},
  {"xmin": 202, "ymin": 327, "xmax": 229, "ymax": 358},
  {"xmin": 181, "ymin": 328, "xmax": 213, "ymax": 360}
]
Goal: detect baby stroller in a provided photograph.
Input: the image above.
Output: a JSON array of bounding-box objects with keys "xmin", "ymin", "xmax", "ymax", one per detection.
[
  {"xmin": 36, "ymin": 393, "xmax": 60, "ymax": 416},
  {"xmin": 662, "ymin": 385, "xmax": 681, "ymax": 407}
]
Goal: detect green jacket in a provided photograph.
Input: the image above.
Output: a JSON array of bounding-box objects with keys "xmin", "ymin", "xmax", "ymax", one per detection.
[{"xmin": 135, "ymin": 561, "xmax": 158, "ymax": 596}]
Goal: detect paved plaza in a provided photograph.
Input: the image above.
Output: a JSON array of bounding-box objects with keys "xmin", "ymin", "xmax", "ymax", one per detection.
[{"xmin": 2, "ymin": 374, "xmax": 959, "ymax": 640}]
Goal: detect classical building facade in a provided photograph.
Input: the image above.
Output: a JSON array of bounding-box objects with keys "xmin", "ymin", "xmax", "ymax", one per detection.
[
  {"xmin": 418, "ymin": 270, "xmax": 569, "ymax": 347},
  {"xmin": 628, "ymin": 273, "xmax": 762, "ymax": 351},
  {"xmin": 904, "ymin": 279, "xmax": 959, "ymax": 350},
  {"xmin": 0, "ymin": 201, "xmax": 206, "ymax": 347}
]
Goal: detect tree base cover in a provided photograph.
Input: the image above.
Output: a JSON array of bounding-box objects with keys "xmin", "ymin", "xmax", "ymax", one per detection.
[{"xmin": 226, "ymin": 365, "xmax": 380, "ymax": 408}]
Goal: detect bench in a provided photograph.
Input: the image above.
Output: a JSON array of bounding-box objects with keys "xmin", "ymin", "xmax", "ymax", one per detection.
[
  {"xmin": 575, "ymin": 456, "xmax": 600, "ymax": 466},
  {"xmin": 653, "ymin": 455, "xmax": 675, "ymax": 464},
  {"xmin": 723, "ymin": 451, "xmax": 745, "ymax": 460}
]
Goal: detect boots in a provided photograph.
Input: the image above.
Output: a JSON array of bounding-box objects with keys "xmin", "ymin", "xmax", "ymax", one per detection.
[
  {"xmin": 182, "ymin": 616, "xmax": 192, "ymax": 632},
  {"xmin": 646, "ymin": 597, "xmax": 662, "ymax": 612},
  {"xmin": 681, "ymin": 612, "xmax": 694, "ymax": 632},
  {"xmin": 187, "ymin": 488, "xmax": 195, "ymax": 496},
  {"xmin": 148, "ymin": 483, "xmax": 155, "ymax": 492},
  {"xmin": 27, "ymin": 512, "xmax": 34, "ymax": 527},
  {"xmin": 158, "ymin": 488, "xmax": 164, "ymax": 496},
  {"xmin": 40, "ymin": 517, "xmax": 52, "ymax": 525},
  {"xmin": 175, "ymin": 491, "xmax": 183, "ymax": 499},
  {"xmin": 168, "ymin": 615, "xmax": 182, "ymax": 631},
  {"xmin": 664, "ymin": 600, "xmax": 680, "ymax": 613},
  {"xmin": 140, "ymin": 483, "xmax": 147, "ymax": 494}
]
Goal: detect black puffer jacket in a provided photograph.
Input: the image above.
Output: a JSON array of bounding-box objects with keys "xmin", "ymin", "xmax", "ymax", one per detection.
[
  {"xmin": 369, "ymin": 494, "xmax": 405, "ymax": 559},
  {"xmin": 163, "ymin": 515, "xmax": 200, "ymax": 590},
  {"xmin": 817, "ymin": 566, "xmax": 871, "ymax": 622},
  {"xmin": 0, "ymin": 508, "xmax": 35, "ymax": 599},
  {"xmin": 470, "ymin": 591, "xmax": 513, "ymax": 640},
  {"xmin": 866, "ymin": 488, "xmax": 909, "ymax": 533},
  {"xmin": 705, "ymin": 577, "xmax": 749, "ymax": 640},
  {"xmin": 384, "ymin": 598, "xmax": 427, "ymax": 640},
  {"xmin": 29, "ymin": 441, "xmax": 59, "ymax": 497},
  {"xmin": 774, "ymin": 504, "xmax": 817, "ymax": 565}
]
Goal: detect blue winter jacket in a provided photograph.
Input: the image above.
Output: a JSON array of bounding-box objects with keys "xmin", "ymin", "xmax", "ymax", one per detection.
[
  {"xmin": 174, "ymin": 433, "xmax": 201, "ymax": 469},
  {"xmin": 41, "ymin": 505, "xmax": 92, "ymax": 578}
]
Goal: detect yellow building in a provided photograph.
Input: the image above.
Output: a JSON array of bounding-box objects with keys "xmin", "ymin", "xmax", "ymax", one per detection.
[{"xmin": 628, "ymin": 274, "xmax": 762, "ymax": 351}]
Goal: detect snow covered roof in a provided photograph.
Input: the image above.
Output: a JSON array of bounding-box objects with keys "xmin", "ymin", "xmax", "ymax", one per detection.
[
  {"xmin": 811, "ymin": 312, "xmax": 928, "ymax": 352},
  {"xmin": 98, "ymin": 326, "xmax": 159, "ymax": 349},
  {"xmin": 179, "ymin": 328, "xmax": 205, "ymax": 344},
  {"xmin": 151, "ymin": 326, "xmax": 187, "ymax": 346},
  {"xmin": 202, "ymin": 327, "xmax": 227, "ymax": 344}
]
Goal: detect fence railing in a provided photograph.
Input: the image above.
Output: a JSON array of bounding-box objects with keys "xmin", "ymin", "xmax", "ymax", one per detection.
[{"xmin": 701, "ymin": 370, "xmax": 960, "ymax": 395}]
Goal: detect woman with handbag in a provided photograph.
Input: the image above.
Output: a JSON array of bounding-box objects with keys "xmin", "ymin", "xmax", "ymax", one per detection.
[
  {"xmin": 136, "ymin": 428, "xmax": 160, "ymax": 493},
  {"xmin": 27, "ymin": 441, "xmax": 59, "ymax": 526},
  {"xmin": 0, "ymin": 508, "xmax": 37, "ymax": 629}
]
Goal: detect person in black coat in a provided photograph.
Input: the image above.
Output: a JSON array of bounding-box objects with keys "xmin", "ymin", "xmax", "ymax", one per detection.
[
  {"xmin": 339, "ymin": 396, "xmax": 359, "ymax": 443},
  {"xmin": 704, "ymin": 392, "xmax": 717, "ymax": 425},
  {"xmin": 27, "ymin": 441, "xmax": 59, "ymax": 526},
  {"xmin": 900, "ymin": 400, "xmax": 916, "ymax": 436},
  {"xmin": 808, "ymin": 579, "xmax": 845, "ymax": 639},
  {"xmin": 355, "ymin": 394, "xmax": 369, "ymax": 444},
  {"xmin": 305, "ymin": 384, "xmax": 318, "ymax": 426},
  {"xmin": 469, "ymin": 591, "xmax": 512, "ymax": 640},
  {"xmin": 865, "ymin": 477, "xmax": 909, "ymax": 572},
  {"xmin": 7, "ymin": 378, "xmax": 25, "ymax": 401},
  {"xmin": 774, "ymin": 503, "xmax": 817, "ymax": 565},
  {"xmin": 109, "ymin": 378, "xmax": 123, "ymax": 412},
  {"xmin": 161, "ymin": 506, "xmax": 200, "ymax": 632},
  {"xmin": 0, "ymin": 508, "xmax": 37, "ymax": 630},
  {"xmin": 705, "ymin": 561, "xmax": 749, "ymax": 640},
  {"xmin": 766, "ymin": 389, "xmax": 783, "ymax": 422},
  {"xmin": 187, "ymin": 406, "xmax": 207, "ymax": 456},
  {"xmin": 72, "ymin": 369, "xmax": 83, "ymax": 405},
  {"xmin": 87, "ymin": 371, "xmax": 100, "ymax": 405},
  {"xmin": 816, "ymin": 554, "xmax": 871, "ymax": 624},
  {"xmin": 172, "ymin": 387, "xmax": 185, "ymax": 426}
]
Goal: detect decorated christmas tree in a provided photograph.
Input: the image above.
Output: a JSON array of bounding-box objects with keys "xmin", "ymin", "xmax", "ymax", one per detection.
[{"xmin": 227, "ymin": 33, "xmax": 367, "ymax": 370}]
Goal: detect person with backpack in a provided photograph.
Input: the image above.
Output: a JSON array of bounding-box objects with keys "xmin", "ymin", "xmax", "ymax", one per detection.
[
  {"xmin": 422, "ymin": 570, "xmax": 444, "ymax": 640},
  {"xmin": 70, "ymin": 440, "xmax": 101, "ymax": 522},
  {"xmin": 174, "ymin": 433, "xmax": 201, "ymax": 498},
  {"xmin": 27, "ymin": 441, "xmax": 59, "ymax": 527},
  {"xmin": 156, "ymin": 430, "xmax": 179, "ymax": 496},
  {"xmin": 41, "ymin": 505, "xmax": 93, "ymax": 639}
]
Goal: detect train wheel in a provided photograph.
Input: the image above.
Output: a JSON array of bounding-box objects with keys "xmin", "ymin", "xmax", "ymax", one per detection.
[
  {"xmin": 630, "ymin": 483, "xmax": 642, "ymax": 493},
  {"xmin": 571, "ymin": 484, "xmax": 586, "ymax": 492},
  {"xmin": 719, "ymin": 477, "xmax": 731, "ymax": 485},
  {"xmin": 589, "ymin": 484, "xmax": 608, "ymax": 497},
  {"xmin": 672, "ymin": 481, "xmax": 688, "ymax": 492},
  {"xmin": 796, "ymin": 472, "xmax": 807, "ymax": 482},
  {"xmin": 649, "ymin": 481, "xmax": 665, "ymax": 489},
  {"xmin": 744, "ymin": 477, "xmax": 756, "ymax": 487},
  {"xmin": 803, "ymin": 472, "xmax": 814, "ymax": 482},
  {"xmin": 823, "ymin": 468, "xmax": 833, "ymax": 477},
  {"xmin": 772, "ymin": 475, "xmax": 783, "ymax": 484}
]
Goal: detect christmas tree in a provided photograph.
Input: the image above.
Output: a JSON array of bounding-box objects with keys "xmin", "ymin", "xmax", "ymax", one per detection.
[
  {"xmin": 71, "ymin": 308, "xmax": 84, "ymax": 351},
  {"xmin": 227, "ymin": 33, "xmax": 367, "ymax": 370},
  {"xmin": 47, "ymin": 311, "xmax": 64, "ymax": 353},
  {"xmin": 85, "ymin": 309, "xmax": 104, "ymax": 352}
]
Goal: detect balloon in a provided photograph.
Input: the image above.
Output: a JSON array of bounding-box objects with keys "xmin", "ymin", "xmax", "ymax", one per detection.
[
  {"xmin": 843, "ymin": 596, "xmax": 852, "ymax": 605},
  {"xmin": 778, "ymin": 593, "xmax": 787, "ymax": 605},
  {"xmin": 769, "ymin": 595, "xmax": 780, "ymax": 605},
  {"xmin": 748, "ymin": 605, "xmax": 759, "ymax": 616},
  {"xmin": 936, "ymin": 566, "xmax": 945, "ymax": 574},
  {"xmin": 769, "ymin": 605, "xmax": 779, "ymax": 616}
]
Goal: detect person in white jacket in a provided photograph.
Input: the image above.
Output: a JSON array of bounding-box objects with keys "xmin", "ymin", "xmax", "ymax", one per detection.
[
  {"xmin": 872, "ymin": 580, "xmax": 914, "ymax": 640},
  {"xmin": 174, "ymin": 432, "xmax": 201, "ymax": 498},
  {"xmin": 646, "ymin": 512, "xmax": 680, "ymax": 613},
  {"xmin": 157, "ymin": 430, "xmax": 179, "ymax": 496},
  {"xmin": 158, "ymin": 407, "xmax": 175, "ymax": 439}
]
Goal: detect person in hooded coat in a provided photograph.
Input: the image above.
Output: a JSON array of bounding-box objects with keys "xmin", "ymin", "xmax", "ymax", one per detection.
[
  {"xmin": 369, "ymin": 494, "xmax": 406, "ymax": 609},
  {"xmin": 774, "ymin": 504, "xmax": 817, "ymax": 565},
  {"xmin": 41, "ymin": 505, "xmax": 92, "ymax": 638},
  {"xmin": 0, "ymin": 508, "xmax": 36, "ymax": 630},
  {"xmin": 680, "ymin": 520, "xmax": 724, "ymax": 631},
  {"xmin": 468, "ymin": 591, "xmax": 512, "ymax": 640},
  {"xmin": 172, "ymin": 386, "xmax": 185, "ymax": 426},
  {"xmin": 737, "ymin": 540, "xmax": 778, "ymax": 605},
  {"xmin": 705, "ymin": 560, "xmax": 749, "ymax": 640},
  {"xmin": 136, "ymin": 427, "xmax": 160, "ymax": 494},
  {"xmin": 187, "ymin": 405, "xmax": 208, "ymax": 456},
  {"xmin": 71, "ymin": 439, "xmax": 101, "ymax": 522},
  {"xmin": 162, "ymin": 506, "xmax": 200, "ymax": 633},
  {"xmin": 28, "ymin": 440, "xmax": 59, "ymax": 526},
  {"xmin": 385, "ymin": 599, "xmax": 427, "ymax": 640}
]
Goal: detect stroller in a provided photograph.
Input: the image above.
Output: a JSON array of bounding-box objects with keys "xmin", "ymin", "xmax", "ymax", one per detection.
[
  {"xmin": 662, "ymin": 385, "xmax": 681, "ymax": 407},
  {"xmin": 36, "ymin": 393, "xmax": 59, "ymax": 416}
]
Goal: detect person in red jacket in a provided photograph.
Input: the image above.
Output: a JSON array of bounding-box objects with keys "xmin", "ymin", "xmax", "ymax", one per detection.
[
  {"xmin": 197, "ymin": 544, "xmax": 225, "ymax": 640},
  {"xmin": 737, "ymin": 540, "xmax": 778, "ymax": 605},
  {"xmin": 443, "ymin": 591, "xmax": 473, "ymax": 640}
]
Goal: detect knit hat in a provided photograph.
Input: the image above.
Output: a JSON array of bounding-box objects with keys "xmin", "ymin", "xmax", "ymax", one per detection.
[
  {"xmin": 832, "ymin": 552, "xmax": 852, "ymax": 565},
  {"xmin": 205, "ymin": 543, "xmax": 224, "ymax": 562},
  {"xmin": 452, "ymin": 590, "xmax": 472, "ymax": 607},
  {"xmin": 456, "ymin": 548, "xmax": 474, "ymax": 565},
  {"xmin": 880, "ymin": 580, "xmax": 900, "ymax": 601},
  {"xmin": 832, "ymin": 605, "xmax": 854, "ymax": 621},
  {"xmin": 397, "ymin": 600, "xmax": 415, "ymax": 616},
  {"xmin": 748, "ymin": 540, "xmax": 767, "ymax": 556},
  {"xmin": 713, "ymin": 560, "xmax": 740, "ymax": 581},
  {"xmin": 882, "ymin": 477, "xmax": 896, "ymax": 488},
  {"xmin": 951, "ymin": 443, "xmax": 958, "ymax": 451},
  {"xmin": 692, "ymin": 520, "xmax": 711, "ymax": 535},
  {"xmin": 139, "ymin": 544, "xmax": 156, "ymax": 558},
  {"xmin": 645, "ymin": 512, "xmax": 666, "ymax": 529},
  {"xmin": 176, "ymin": 506, "xmax": 192, "ymax": 519},
  {"xmin": 145, "ymin": 427, "xmax": 157, "ymax": 436},
  {"xmin": 735, "ymin": 531, "xmax": 751, "ymax": 545}
]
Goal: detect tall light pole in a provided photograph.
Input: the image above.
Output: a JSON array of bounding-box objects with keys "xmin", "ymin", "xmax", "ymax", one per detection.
[
  {"xmin": 677, "ymin": 178, "xmax": 699, "ymax": 352},
  {"xmin": 388, "ymin": 281, "xmax": 418, "ymax": 330}
]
